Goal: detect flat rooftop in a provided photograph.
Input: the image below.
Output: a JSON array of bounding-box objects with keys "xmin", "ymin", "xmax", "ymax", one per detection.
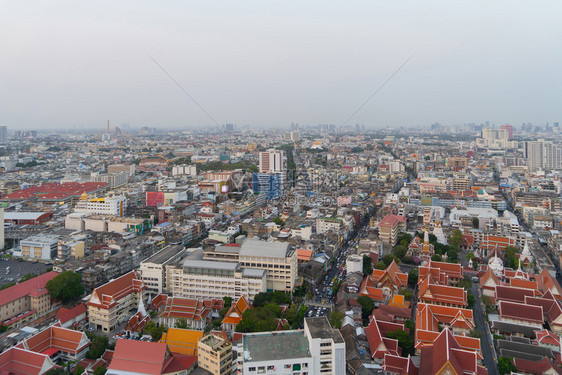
[
  {"xmin": 243, "ymin": 331, "xmax": 309, "ymax": 362},
  {"xmin": 239, "ymin": 238, "xmax": 290, "ymax": 258},
  {"xmin": 143, "ymin": 245, "xmax": 185, "ymax": 265},
  {"xmin": 305, "ymin": 317, "xmax": 344, "ymax": 343}
]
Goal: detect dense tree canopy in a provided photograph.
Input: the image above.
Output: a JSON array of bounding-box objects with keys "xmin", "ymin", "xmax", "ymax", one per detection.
[
  {"xmin": 46, "ymin": 271, "xmax": 84, "ymax": 303},
  {"xmin": 363, "ymin": 255, "xmax": 373, "ymax": 276}
]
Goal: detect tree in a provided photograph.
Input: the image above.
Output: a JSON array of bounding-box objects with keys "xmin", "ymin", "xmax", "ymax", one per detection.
[
  {"xmin": 223, "ymin": 296, "xmax": 233, "ymax": 308},
  {"xmin": 382, "ymin": 254, "xmax": 397, "ymax": 266},
  {"xmin": 404, "ymin": 319, "xmax": 414, "ymax": 330},
  {"xmin": 398, "ymin": 288, "xmax": 413, "ymax": 301},
  {"xmin": 143, "ymin": 321, "xmax": 167, "ymax": 341},
  {"xmin": 386, "ymin": 329, "xmax": 413, "ymax": 356},
  {"xmin": 46, "ymin": 271, "xmax": 84, "ymax": 303},
  {"xmin": 497, "ymin": 357, "xmax": 516, "ymax": 375},
  {"xmin": 357, "ymin": 296, "xmax": 374, "ymax": 324},
  {"xmin": 175, "ymin": 318, "xmax": 188, "ymax": 329},
  {"xmin": 273, "ymin": 217, "xmax": 285, "ymax": 226},
  {"xmin": 74, "ymin": 365, "xmax": 85, "ymax": 375},
  {"xmin": 252, "ymin": 291, "xmax": 291, "ymax": 307},
  {"xmin": 329, "ymin": 311, "xmax": 345, "ymax": 329},
  {"xmin": 466, "ymin": 252, "xmax": 475, "ymax": 262},
  {"xmin": 408, "ymin": 269, "xmax": 418, "ymax": 285},
  {"xmin": 236, "ymin": 303, "xmax": 281, "ymax": 333},
  {"xmin": 431, "ymin": 254, "xmax": 442, "ymax": 261},
  {"xmin": 372, "ymin": 261, "xmax": 385, "ymax": 270},
  {"xmin": 46, "ymin": 369, "xmax": 67, "ymax": 375},
  {"xmin": 472, "ymin": 217, "xmax": 479, "ymax": 229},
  {"xmin": 393, "ymin": 245, "xmax": 408, "ymax": 260},
  {"xmin": 0, "ymin": 282, "xmax": 16, "ymax": 290},
  {"xmin": 19, "ymin": 273, "xmax": 37, "ymax": 282},
  {"xmin": 469, "ymin": 328, "xmax": 482, "ymax": 338},
  {"xmin": 449, "ymin": 229, "xmax": 463, "ymax": 251},
  {"xmin": 363, "ymin": 255, "xmax": 373, "ymax": 276},
  {"xmin": 505, "ymin": 246, "xmax": 519, "ymax": 269},
  {"xmin": 86, "ymin": 334, "xmax": 110, "ymax": 359},
  {"xmin": 94, "ymin": 367, "xmax": 107, "ymax": 375}
]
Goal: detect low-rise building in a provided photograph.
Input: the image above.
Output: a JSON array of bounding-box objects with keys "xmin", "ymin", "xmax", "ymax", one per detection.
[
  {"xmin": 0, "ymin": 271, "xmax": 58, "ymax": 329},
  {"xmin": 20, "ymin": 234, "xmax": 59, "ymax": 260},
  {"xmin": 198, "ymin": 334, "xmax": 233, "ymax": 375}
]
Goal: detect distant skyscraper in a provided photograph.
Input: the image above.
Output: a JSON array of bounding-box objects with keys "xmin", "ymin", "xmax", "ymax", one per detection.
[
  {"xmin": 500, "ymin": 124, "xmax": 513, "ymax": 139},
  {"xmin": 525, "ymin": 141, "xmax": 544, "ymax": 172},
  {"xmin": 225, "ymin": 123, "xmax": 234, "ymax": 132},
  {"xmin": 0, "ymin": 126, "xmax": 7, "ymax": 144}
]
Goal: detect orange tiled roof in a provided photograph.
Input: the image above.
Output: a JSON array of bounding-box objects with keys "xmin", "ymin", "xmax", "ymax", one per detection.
[
  {"xmin": 222, "ymin": 296, "xmax": 250, "ymax": 326},
  {"xmin": 159, "ymin": 328, "xmax": 204, "ymax": 356},
  {"xmin": 23, "ymin": 326, "xmax": 90, "ymax": 355}
]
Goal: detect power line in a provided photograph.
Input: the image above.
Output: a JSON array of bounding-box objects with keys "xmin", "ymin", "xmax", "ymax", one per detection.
[
  {"xmin": 339, "ymin": 53, "xmax": 415, "ymax": 131},
  {"xmin": 147, "ymin": 53, "xmax": 222, "ymax": 128}
]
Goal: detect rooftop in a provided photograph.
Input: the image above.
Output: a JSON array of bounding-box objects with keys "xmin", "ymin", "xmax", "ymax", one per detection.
[
  {"xmin": 239, "ymin": 238, "xmax": 290, "ymax": 258},
  {"xmin": 143, "ymin": 245, "xmax": 185, "ymax": 265},
  {"xmin": 305, "ymin": 317, "xmax": 345, "ymax": 343},
  {"xmin": 243, "ymin": 330, "xmax": 310, "ymax": 362}
]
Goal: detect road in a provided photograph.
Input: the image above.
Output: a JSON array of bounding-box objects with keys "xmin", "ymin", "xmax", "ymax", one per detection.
[{"xmin": 471, "ymin": 283, "xmax": 498, "ymax": 375}]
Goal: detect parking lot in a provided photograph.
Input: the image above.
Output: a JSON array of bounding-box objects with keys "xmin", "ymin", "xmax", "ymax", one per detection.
[
  {"xmin": 0, "ymin": 259, "xmax": 49, "ymax": 286},
  {"xmin": 307, "ymin": 305, "xmax": 330, "ymax": 318}
]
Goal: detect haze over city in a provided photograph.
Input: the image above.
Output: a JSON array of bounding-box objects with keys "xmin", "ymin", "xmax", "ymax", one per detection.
[{"xmin": 2, "ymin": 1, "xmax": 561, "ymax": 130}]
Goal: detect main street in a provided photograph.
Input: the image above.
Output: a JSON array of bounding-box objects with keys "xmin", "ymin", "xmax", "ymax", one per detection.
[{"xmin": 471, "ymin": 283, "xmax": 498, "ymax": 375}]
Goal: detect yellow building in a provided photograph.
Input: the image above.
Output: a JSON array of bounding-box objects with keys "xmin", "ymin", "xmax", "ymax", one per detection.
[{"xmin": 198, "ymin": 334, "xmax": 233, "ymax": 375}]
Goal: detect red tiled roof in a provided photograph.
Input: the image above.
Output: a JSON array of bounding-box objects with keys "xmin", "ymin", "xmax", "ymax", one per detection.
[
  {"xmin": 379, "ymin": 214, "xmax": 406, "ymax": 227},
  {"xmin": 0, "ymin": 347, "xmax": 55, "ymax": 375},
  {"xmin": 56, "ymin": 304, "xmax": 87, "ymax": 325},
  {"xmin": 159, "ymin": 297, "xmax": 212, "ymax": 322},
  {"xmin": 1, "ymin": 182, "xmax": 108, "ymax": 201},
  {"xmin": 109, "ymin": 340, "xmax": 171, "ymax": 375},
  {"xmin": 495, "ymin": 285, "xmax": 538, "ymax": 303},
  {"xmin": 419, "ymin": 328, "xmax": 478, "ymax": 375},
  {"xmin": 499, "ymin": 300, "xmax": 543, "ymax": 324},
  {"xmin": 23, "ymin": 326, "xmax": 90, "ymax": 355},
  {"xmin": 513, "ymin": 357, "xmax": 559, "ymax": 375},
  {"xmin": 87, "ymin": 271, "xmax": 145, "ymax": 310},
  {"xmin": 0, "ymin": 271, "xmax": 58, "ymax": 306}
]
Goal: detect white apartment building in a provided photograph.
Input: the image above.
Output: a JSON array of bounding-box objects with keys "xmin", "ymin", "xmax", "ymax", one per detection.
[
  {"xmin": 172, "ymin": 165, "xmax": 197, "ymax": 176},
  {"xmin": 75, "ymin": 195, "xmax": 127, "ymax": 216},
  {"xmin": 91, "ymin": 172, "xmax": 129, "ymax": 187},
  {"xmin": 139, "ymin": 244, "xmax": 186, "ymax": 295},
  {"xmin": 241, "ymin": 317, "xmax": 345, "ymax": 375},
  {"xmin": 20, "ymin": 234, "xmax": 59, "ymax": 260},
  {"xmin": 316, "ymin": 217, "xmax": 343, "ymax": 235},
  {"xmin": 259, "ymin": 149, "xmax": 286, "ymax": 174},
  {"xmin": 238, "ymin": 239, "xmax": 297, "ymax": 292},
  {"xmin": 166, "ymin": 258, "xmax": 266, "ymax": 302}
]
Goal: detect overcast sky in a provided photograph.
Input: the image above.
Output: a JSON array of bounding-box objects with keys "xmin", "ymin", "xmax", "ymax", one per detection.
[{"xmin": 1, "ymin": 1, "xmax": 561, "ymax": 131}]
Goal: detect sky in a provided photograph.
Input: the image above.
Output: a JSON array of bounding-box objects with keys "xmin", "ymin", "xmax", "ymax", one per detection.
[{"xmin": 1, "ymin": 1, "xmax": 561, "ymax": 131}]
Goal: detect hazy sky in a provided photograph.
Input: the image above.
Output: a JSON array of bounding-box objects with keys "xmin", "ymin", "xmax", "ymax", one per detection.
[{"xmin": 1, "ymin": 1, "xmax": 561, "ymax": 130}]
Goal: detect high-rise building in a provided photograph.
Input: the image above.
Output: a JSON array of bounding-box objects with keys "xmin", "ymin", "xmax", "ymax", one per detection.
[
  {"xmin": 500, "ymin": 124, "xmax": 513, "ymax": 139},
  {"xmin": 525, "ymin": 140, "xmax": 562, "ymax": 172},
  {"xmin": 0, "ymin": 126, "xmax": 7, "ymax": 144},
  {"xmin": 525, "ymin": 141, "xmax": 544, "ymax": 172},
  {"xmin": 259, "ymin": 149, "xmax": 286, "ymax": 174}
]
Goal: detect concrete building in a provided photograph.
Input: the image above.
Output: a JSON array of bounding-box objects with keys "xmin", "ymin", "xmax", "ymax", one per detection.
[
  {"xmin": 316, "ymin": 217, "xmax": 343, "ymax": 235},
  {"xmin": 0, "ymin": 271, "xmax": 58, "ymax": 329},
  {"xmin": 238, "ymin": 239, "xmax": 298, "ymax": 292},
  {"xmin": 172, "ymin": 165, "xmax": 197, "ymax": 177},
  {"xmin": 75, "ymin": 194, "xmax": 127, "ymax": 217},
  {"xmin": 57, "ymin": 240, "xmax": 85, "ymax": 260},
  {"xmin": 166, "ymin": 258, "xmax": 266, "ymax": 302},
  {"xmin": 241, "ymin": 317, "xmax": 345, "ymax": 375},
  {"xmin": 91, "ymin": 172, "xmax": 129, "ymax": 187},
  {"xmin": 259, "ymin": 149, "xmax": 286, "ymax": 174},
  {"xmin": 198, "ymin": 334, "xmax": 233, "ymax": 375},
  {"xmin": 378, "ymin": 215, "xmax": 406, "ymax": 245},
  {"xmin": 107, "ymin": 163, "xmax": 136, "ymax": 175},
  {"xmin": 0, "ymin": 126, "xmax": 7, "ymax": 144},
  {"xmin": 139, "ymin": 245, "xmax": 186, "ymax": 295},
  {"xmin": 346, "ymin": 254, "xmax": 363, "ymax": 274},
  {"xmin": 20, "ymin": 234, "xmax": 59, "ymax": 260}
]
